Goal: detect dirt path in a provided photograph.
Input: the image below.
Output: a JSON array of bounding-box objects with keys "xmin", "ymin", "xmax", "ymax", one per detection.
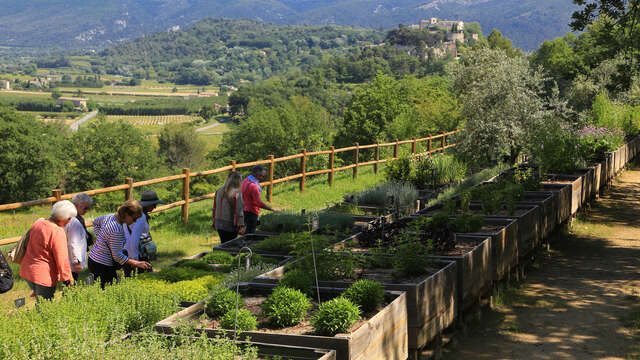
[{"xmin": 443, "ymin": 167, "xmax": 640, "ymax": 360}]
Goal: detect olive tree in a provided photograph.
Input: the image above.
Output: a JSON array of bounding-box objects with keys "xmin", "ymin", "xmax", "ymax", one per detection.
[{"xmin": 448, "ymin": 48, "xmax": 546, "ymax": 166}]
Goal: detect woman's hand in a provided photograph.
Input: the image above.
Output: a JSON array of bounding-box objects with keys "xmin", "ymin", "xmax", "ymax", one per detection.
[
  {"xmin": 72, "ymin": 262, "xmax": 82, "ymax": 273},
  {"xmin": 238, "ymin": 226, "xmax": 246, "ymax": 235},
  {"xmin": 133, "ymin": 260, "xmax": 152, "ymax": 270}
]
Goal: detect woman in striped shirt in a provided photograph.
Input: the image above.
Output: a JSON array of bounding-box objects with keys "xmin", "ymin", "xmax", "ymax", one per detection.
[{"xmin": 88, "ymin": 200, "xmax": 151, "ymax": 289}]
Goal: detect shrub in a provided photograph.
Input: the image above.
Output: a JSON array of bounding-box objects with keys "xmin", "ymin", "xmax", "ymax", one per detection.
[
  {"xmin": 577, "ymin": 125, "xmax": 625, "ymax": 161},
  {"xmin": 201, "ymin": 251, "xmax": 235, "ymax": 265},
  {"xmin": 219, "ymin": 309, "xmax": 258, "ymax": 331},
  {"xmin": 174, "ymin": 259, "xmax": 213, "ymax": 271},
  {"xmin": 318, "ymin": 213, "xmax": 355, "ymax": 232},
  {"xmin": 262, "ymin": 286, "xmax": 312, "ymax": 327},
  {"xmin": 251, "ymin": 233, "xmax": 305, "ymax": 254},
  {"xmin": 352, "ymin": 182, "xmax": 418, "ymax": 212},
  {"xmin": 414, "ymin": 153, "xmax": 467, "ymax": 188},
  {"xmin": 206, "ymin": 289, "xmax": 244, "ymax": 318},
  {"xmin": 451, "ymin": 214, "xmax": 485, "ymax": 233},
  {"xmin": 385, "ymin": 156, "xmax": 414, "ymax": 183},
  {"xmin": 280, "ymin": 269, "xmax": 314, "ymax": 296},
  {"xmin": 392, "ymin": 240, "xmax": 431, "ymax": 278},
  {"xmin": 342, "ymin": 280, "xmax": 385, "ymax": 313},
  {"xmin": 259, "ymin": 212, "xmax": 309, "ymax": 232},
  {"xmin": 155, "ymin": 267, "xmax": 212, "ymax": 283},
  {"xmin": 311, "ymin": 297, "xmax": 361, "ymax": 336}
]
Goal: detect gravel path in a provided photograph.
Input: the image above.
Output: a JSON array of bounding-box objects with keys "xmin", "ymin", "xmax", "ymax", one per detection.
[{"xmin": 443, "ymin": 167, "xmax": 640, "ymax": 360}]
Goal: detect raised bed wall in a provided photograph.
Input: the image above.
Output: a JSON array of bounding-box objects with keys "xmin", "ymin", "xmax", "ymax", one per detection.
[
  {"xmin": 471, "ymin": 204, "xmax": 540, "ymax": 258},
  {"xmin": 576, "ymin": 168, "xmax": 595, "ymax": 205},
  {"xmin": 517, "ymin": 191, "xmax": 556, "ymax": 240},
  {"xmin": 542, "ymin": 175, "xmax": 582, "ymax": 217},
  {"xmin": 255, "ymin": 259, "xmax": 457, "ymax": 355},
  {"xmin": 430, "ymin": 235, "xmax": 492, "ymax": 313},
  {"xmin": 155, "ymin": 283, "xmax": 409, "ymax": 360}
]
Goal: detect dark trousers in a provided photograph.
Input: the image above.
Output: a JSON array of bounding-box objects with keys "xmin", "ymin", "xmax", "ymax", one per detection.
[
  {"xmin": 26, "ymin": 280, "xmax": 56, "ymax": 301},
  {"xmin": 72, "ymin": 272, "xmax": 79, "ymax": 282},
  {"xmin": 217, "ymin": 229, "xmax": 238, "ymax": 243},
  {"xmin": 88, "ymin": 257, "xmax": 118, "ymax": 289},
  {"xmin": 244, "ymin": 211, "xmax": 259, "ymax": 234}
]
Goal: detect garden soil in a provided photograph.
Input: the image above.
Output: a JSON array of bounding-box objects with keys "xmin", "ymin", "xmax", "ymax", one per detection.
[{"xmin": 443, "ymin": 166, "xmax": 640, "ymax": 359}]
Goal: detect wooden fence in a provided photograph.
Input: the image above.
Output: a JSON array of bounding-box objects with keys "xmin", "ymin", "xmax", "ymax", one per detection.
[{"xmin": 0, "ymin": 130, "xmax": 460, "ymax": 246}]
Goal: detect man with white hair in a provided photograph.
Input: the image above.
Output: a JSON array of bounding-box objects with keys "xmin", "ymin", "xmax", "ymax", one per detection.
[
  {"xmin": 20, "ymin": 200, "xmax": 76, "ymax": 300},
  {"xmin": 66, "ymin": 193, "xmax": 93, "ymax": 280}
]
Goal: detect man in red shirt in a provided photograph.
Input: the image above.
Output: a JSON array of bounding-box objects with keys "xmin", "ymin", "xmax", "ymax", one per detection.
[{"xmin": 241, "ymin": 165, "xmax": 277, "ymax": 233}]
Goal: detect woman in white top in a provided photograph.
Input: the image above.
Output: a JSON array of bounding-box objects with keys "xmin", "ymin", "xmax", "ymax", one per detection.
[
  {"xmin": 123, "ymin": 190, "xmax": 163, "ymax": 277},
  {"xmin": 65, "ymin": 193, "xmax": 93, "ymax": 281}
]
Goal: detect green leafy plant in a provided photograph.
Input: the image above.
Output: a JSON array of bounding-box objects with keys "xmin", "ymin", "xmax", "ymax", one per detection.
[
  {"xmin": 219, "ymin": 309, "xmax": 258, "ymax": 331},
  {"xmin": 174, "ymin": 259, "xmax": 213, "ymax": 271},
  {"xmin": 311, "ymin": 297, "xmax": 361, "ymax": 336},
  {"xmin": 451, "ymin": 214, "xmax": 485, "ymax": 233},
  {"xmin": 351, "ymin": 182, "xmax": 418, "ymax": 211},
  {"xmin": 291, "ymin": 237, "xmax": 358, "ymax": 281},
  {"xmin": 262, "ymin": 286, "xmax": 312, "ymax": 327},
  {"xmin": 280, "ymin": 269, "xmax": 314, "ymax": 296},
  {"xmin": 385, "ymin": 156, "xmax": 414, "ymax": 183},
  {"xmin": 201, "ymin": 251, "xmax": 235, "ymax": 265},
  {"xmin": 512, "ymin": 166, "xmax": 540, "ymax": 191},
  {"xmin": 414, "ymin": 153, "xmax": 467, "ymax": 188},
  {"xmin": 259, "ymin": 212, "xmax": 354, "ymax": 233},
  {"xmin": 342, "ymin": 280, "xmax": 385, "ymax": 313},
  {"xmin": 206, "ymin": 289, "xmax": 244, "ymax": 318},
  {"xmin": 153, "ymin": 267, "xmax": 213, "ymax": 283},
  {"xmin": 392, "ymin": 239, "xmax": 432, "ymax": 278}
]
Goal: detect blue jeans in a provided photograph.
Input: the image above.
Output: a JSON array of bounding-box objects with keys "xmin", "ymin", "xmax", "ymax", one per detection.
[{"xmin": 26, "ymin": 279, "xmax": 56, "ymax": 301}]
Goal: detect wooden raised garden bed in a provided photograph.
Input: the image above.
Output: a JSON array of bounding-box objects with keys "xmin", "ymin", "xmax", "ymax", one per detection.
[
  {"xmin": 175, "ymin": 250, "xmax": 292, "ymax": 269},
  {"xmin": 155, "ymin": 283, "xmax": 409, "ymax": 360},
  {"xmin": 542, "ymin": 174, "xmax": 582, "ymax": 217},
  {"xmin": 518, "ymin": 191, "xmax": 556, "ymax": 240},
  {"xmin": 255, "ymin": 256, "xmax": 457, "ymax": 357},
  {"xmin": 537, "ymin": 183, "xmax": 571, "ymax": 225},
  {"xmin": 575, "ymin": 167, "xmax": 595, "ymax": 205}
]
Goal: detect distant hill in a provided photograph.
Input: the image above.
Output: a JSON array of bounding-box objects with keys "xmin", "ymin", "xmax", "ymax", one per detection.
[{"xmin": 0, "ymin": 0, "xmax": 577, "ymax": 52}]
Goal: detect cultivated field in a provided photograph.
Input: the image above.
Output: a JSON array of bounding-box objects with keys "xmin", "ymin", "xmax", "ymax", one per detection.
[{"xmin": 106, "ymin": 114, "xmax": 203, "ymax": 126}]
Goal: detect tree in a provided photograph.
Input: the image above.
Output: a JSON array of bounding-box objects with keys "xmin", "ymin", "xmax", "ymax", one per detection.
[
  {"xmin": 0, "ymin": 107, "xmax": 65, "ymax": 203},
  {"xmin": 448, "ymin": 47, "xmax": 546, "ymax": 165},
  {"xmin": 532, "ymin": 34, "xmax": 587, "ymax": 93},
  {"xmin": 158, "ymin": 123, "xmax": 207, "ymax": 170},
  {"xmin": 65, "ymin": 118, "xmax": 159, "ymax": 191},
  {"xmin": 485, "ymin": 30, "xmax": 522, "ymax": 58},
  {"xmin": 198, "ymin": 104, "xmax": 216, "ymax": 121}
]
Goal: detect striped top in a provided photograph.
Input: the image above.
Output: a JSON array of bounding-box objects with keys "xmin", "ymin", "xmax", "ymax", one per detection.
[{"xmin": 88, "ymin": 214, "xmax": 129, "ymax": 267}]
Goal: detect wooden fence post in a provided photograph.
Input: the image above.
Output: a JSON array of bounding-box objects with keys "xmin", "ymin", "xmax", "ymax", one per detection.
[
  {"xmin": 125, "ymin": 177, "xmax": 133, "ymax": 201},
  {"xmin": 52, "ymin": 189, "xmax": 62, "ymax": 204},
  {"xmin": 268, "ymin": 155, "xmax": 274, "ymax": 202},
  {"xmin": 182, "ymin": 168, "xmax": 190, "ymax": 224},
  {"xmin": 353, "ymin": 142, "xmax": 359, "ymax": 179},
  {"xmin": 329, "ymin": 146, "xmax": 335, "ymax": 187},
  {"xmin": 300, "ymin": 149, "xmax": 307, "ymax": 192},
  {"xmin": 411, "ymin": 137, "xmax": 416, "ymax": 156},
  {"xmin": 374, "ymin": 142, "xmax": 380, "ymax": 174},
  {"xmin": 230, "ymin": 160, "xmax": 236, "ymax": 172},
  {"xmin": 441, "ymin": 134, "xmax": 446, "ymax": 150},
  {"xmin": 394, "ymin": 139, "xmax": 399, "ymax": 159},
  {"xmin": 428, "ymin": 136, "xmax": 432, "ymax": 153}
]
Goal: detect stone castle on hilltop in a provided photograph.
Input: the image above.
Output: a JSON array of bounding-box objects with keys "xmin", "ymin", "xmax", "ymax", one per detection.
[{"xmin": 404, "ymin": 18, "xmax": 479, "ymax": 59}]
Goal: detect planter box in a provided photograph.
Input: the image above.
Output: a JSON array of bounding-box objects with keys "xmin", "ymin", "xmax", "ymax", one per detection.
[
  {"xmin": 155, "ymin": 283, "xmax": 408, "ymax": 360},
  {"xmin": 542, "ymin": 174, "xmax": 582, "ymax": 216},
  {"xmin": 467, "ymin": 203, "xmax": 540, "ymax": 258},
  {"xmin": 429, "ymin": 235, "xmax": 492, "ymax": 314},
  {"xmin": 173, "ymin": 250, "xmax": 292, "ymax": 269},
  {"xmin": 575, "ymin": 168, "xmax": 595, "ymax": 205},
  {"xmin": 606, "ymin": 151, "xmax": 615, "ymax": 182},
  {"xmin": 256, "ymin": 259, "xmax": 457, "ymax": 355},
  {"xmin": 591, "ymin": 162, "xmax": 603, "ymax": 198},
  {"xmin": 517, "ymin": 191, "xmax": 556, "ymax": 240}
]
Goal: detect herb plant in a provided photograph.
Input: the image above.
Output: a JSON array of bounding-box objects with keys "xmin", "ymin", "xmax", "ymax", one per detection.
[
  {"xmin": 342, "ymin": 280, "xmax": 385, "ymax": 313},
  {"xmin": 280, "ymin": 269, "xmax": 314, "ymax": 296},
  {"xmin": 220, "ymin": 309, "xmax": 258, "ymax": 331},
  {"xmin": 311, "ymin": 297, "xmax": 361, "ymax": 336},
  {"xmin": 392, "ymin": 239, "xmax": 432, "ymax": 278},
  {"xmin": 201, "ymin": 251, "xmax": 235, "ymax": 264},
  {"xmin": 262, "ymin": 286, "xmax": 312, "ymax": 327},
  {"xmin": 206, "ymin": 289, "xmax": 244, "ymax": 318}
]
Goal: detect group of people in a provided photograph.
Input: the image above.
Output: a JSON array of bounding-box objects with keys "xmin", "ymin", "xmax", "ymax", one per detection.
[
  {"xmin": 10, "ymin": 165, "xmax": 276, "ymax": 301},
  {"xmin": 212, "ymin": 165, "xmax": 278, "ymax": 243},
  {"xmin": 17, "ymin": 190, "xmax": 164, "ymax": 300}
]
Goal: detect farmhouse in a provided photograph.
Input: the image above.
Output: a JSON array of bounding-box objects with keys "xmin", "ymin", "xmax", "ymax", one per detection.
[
  {"xmin": 0, "ymin": 80, "xmax": 10, "ymax": 90},
  {"xmin": 57, "ymin": 97, "xmax": 88, "ymax": 111}
]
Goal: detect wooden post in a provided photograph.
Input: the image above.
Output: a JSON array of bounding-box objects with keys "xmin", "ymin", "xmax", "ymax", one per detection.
[
  {"xmin": 300, "ymin": 149, "xmax": 307, "ymax": 192},
  {"xmin": 428, "ymin": 135, "xmax": 432, "ymax": 153},
  {"xmin": 125, "ymin": 177, "xmax": 134, "ymax": 201},
  {"xmin": 329, "ymin": 146, "xmax": 335, "ymax": 187},
  {"xmin": 353, "ymin": 142, "xmax": 359, "ymax": 179},
  {"xmin": 268, "ymin": 155, "xmax": 274, "ymax": 202},
  {"xmin": 394, "ymin": 139, "xmax": 399, "ymax": 159},
  {"xmin": 411, "ymin": 137, "xmax": 416, "ymax": 156},
  {"xmin": 441, "ymin": 134, "xmax": 446, "ymax": 150},
  {"xmin": 230, "ymin": 160, "xmax": 236, "ymax": 172},
  {"xmin": 182, "ymin": 168, "xmax": 190, "ymax": 224},
  {"xmin": 52, "ymin": 189, "xmax": 62, "ymax": 204},
  {"xmin": 374, "ymin": 142, "xmax": 380, "ymax": 174}
]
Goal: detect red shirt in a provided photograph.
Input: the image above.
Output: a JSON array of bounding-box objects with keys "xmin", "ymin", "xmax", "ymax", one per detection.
[
  {"xmin": 241, "ymin": 178, "xmax": 267, "ymax": 215},
  {"xmin": 20, "ymin": 218, "xmax": 73, "ymax": 287}
]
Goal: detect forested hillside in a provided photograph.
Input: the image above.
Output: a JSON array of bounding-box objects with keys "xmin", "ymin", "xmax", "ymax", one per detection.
[
  {"xmin": 0, "ymin": 0, "xmax": 576, "ymax": 51},
  {"xmin": 96, "ymin": 19, "xmax": 384, "ymax": 85}
]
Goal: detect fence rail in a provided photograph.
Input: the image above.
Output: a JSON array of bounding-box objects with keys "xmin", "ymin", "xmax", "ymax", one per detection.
[{"xmin": 0, "ymin": 130, "xmax": 460, "ymax": 246}]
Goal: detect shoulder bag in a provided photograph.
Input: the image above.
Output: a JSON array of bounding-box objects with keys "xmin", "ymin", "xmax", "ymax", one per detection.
[{"xmin": 0, "ymin": 250, "xmax": 13, "ymax": 294}]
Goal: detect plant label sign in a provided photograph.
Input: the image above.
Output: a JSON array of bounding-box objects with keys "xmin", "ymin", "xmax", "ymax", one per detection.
[
  {"xmin": 85, "ymin": 273, "xmax": 94, "ymax": 286},
  {"xmin": 14, "ymin": 297, "xmax": 25, "ymax": 308},
  {"xmin": 310, "ymin": 215, "xmax": 320, "ymax": 231}
]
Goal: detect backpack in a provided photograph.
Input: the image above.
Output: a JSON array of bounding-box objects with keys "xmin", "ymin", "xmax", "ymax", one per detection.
[
  {"xmin": 138, "ymin": 234, "xmax": 157, "ymax": 261},
  {"xmin": 8, "ymin": 227, "xmax": 32, "ymax": 264},
  {"xmin": 0, "ymin": 250, "xmax": 14, "ymax": 294}
]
